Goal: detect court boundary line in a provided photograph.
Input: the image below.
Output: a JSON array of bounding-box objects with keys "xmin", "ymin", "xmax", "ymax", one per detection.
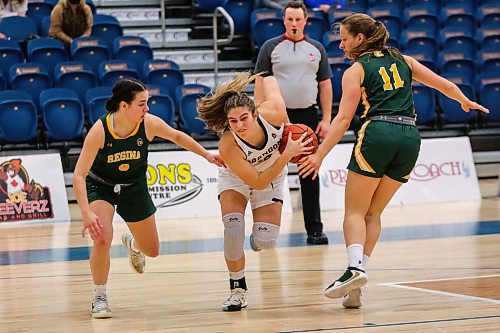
[
  {"xmin": 380, "ymin": 274, "xmax": 500, "ymax": 305},
  {"xmin": 277, "ymin": 314, "xmax": 500, "ymax": 332}
]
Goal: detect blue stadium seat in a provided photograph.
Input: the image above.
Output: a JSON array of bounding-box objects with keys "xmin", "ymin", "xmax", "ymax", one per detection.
[
  {"xmin": 27, "ymin": 2, "xmax": 54, "ymax": 35},
  {"xmin": 412, "ymin": 84, "xmax": 437, "ymax": 125},
  {"xmin": 477, "ymin": 4, "xmax": 500, "ymax": 27},
  {"xmin": 327, "ymin": 9, "xmax": 353, "ymax": 25},
  {"xmin": 0, "ymin": 73, "xmax": 5, "ymax": 91},
  {"xmin": 377, "ymin": 16, "xmax": 401, "ymax": 41},
  {"xmin": 305, "ymin": 14, "xmax": 326, "ymax": 42},
  {"xmin": 368, "ymin": 6, "xmax": 401, "ymax": 19},
  {"xmin": 404, "ymin": 51, "xmax": 436, "ymax": 72},
  {"xmin": 405, "ymin": 15, "xmax": 439, "ymax": 37},
  {"xmin": 71, "ymin": 36, "xmax": 111, "ymax": 76},
  {"xmin": 146, "ymin": 85, "xmax": 176, "ymax": 128},
  {"xmin": 323, "ymin": 32, "xmax": 343, "ymax": 57},
  {"xmin": 441, "ymin": 1, "xmax": 475, "ymax": 13},
  {"xmin": 476, "ymin": 28, "xmax": 500, "ymax": 50},
  {"xmin": 402, "ymin": 31, "xmax": 438, "ymax": 62},
  {"xmin": 27, "ymin": 37, "xmax": 68, "ymax": 81},
  {"xmin": 0, "ymin": 16, "xmax": 38, "ymax": 43},
  {"xmin": 406, "ymin": 0, "xmax": 440, "ymax": 14},
  {"xmin": 176, "ymin": 84, "xmax": 211, "ymax": 134},
  {"xmin": 329, "ymin": 61, "xmax": 349, "ymax": 103},
  {"xmin": 442, "ymin": 36, "xmax": 476, "ymax": 59},
  {"xmin": 99, "ymin": 60, "xmax": 139, "ymax": 86},
  {"xmin": 252, "ymin": 17, "xmax": 285, "ymax": 48},
  {"xmin": 478, "ymin": 80, "xmax": 500, "ymax": 122},
  {"xmin": 375, "ymin": 0, "xmax": 404, "ymax": 12},
  {"xmin": 41, "ymin": 16, "xmax": 51, "ymax": 37},
  {"xmin": 197, "ymin": 0, "xmax": 224, "ymax": 13},
  {"xmin": 113, "ymin": 36, "xmax": 153, "ymax": 74},
  {"xmin": 9, "ymin": 63, "xmax": 51, "ymax": 109},
  {"xmin": 477, "ymin": 50, "xmax": 500, "ymax": 74},
  {"xmin": 91, "ymin": 14, "xmax": 123, "ymax": 49},
  {"xmin": 438, "ymin": 81, "xmax": 477, "ymax": 123},
  {"xmin": 345, "ymin": 0, "xmax": 368, "ymax": 12},
  {"xmin": 224, "ymin": 0, "xmax": 254, "ymax": 34},
  {"xmin": 86, "ymin": 86, "xmax": 113, "ymax": 125},
  {"xmin": 40, "ymin": 88, "xmax": 84, "ymax": 141},
  {"xmin": 403, "ymin": 5, "xmax": 439, "ymax": 23},
  {"xmin": 143, "ymin": 59, "xmax": 184, "ymax": 98},
  {"xmin": 54, "ymin": 61, "xmax": 97, "ymax": 104},
  {"xmin": 439, "ymin": 51, "xmax": 475, "ymax": 83},
  {"xmin": 441, "ymin": 8, "xmax": 476, "ymax": 35},
  {"xmin": 0, "ymin": 90, "xmax": 38, "ymax": 143},
  {"xmin": 0, "ymin": 39, "xmax": 25, "ymax": 84}
]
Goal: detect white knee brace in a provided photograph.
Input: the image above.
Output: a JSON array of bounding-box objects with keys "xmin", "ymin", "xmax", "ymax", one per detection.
[
  {"xmin": 252, "ymin": 222, "xmax": 280, "ymax": 250},
  {"xmin": 222, "ymin": 213, "xmax": 245, "ymax": 261}
]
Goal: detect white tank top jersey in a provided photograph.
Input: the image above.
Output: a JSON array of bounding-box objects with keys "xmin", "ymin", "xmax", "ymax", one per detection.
[{"xmin": 230, "ymin": 114, "xmax": 284, "ymax": 172}]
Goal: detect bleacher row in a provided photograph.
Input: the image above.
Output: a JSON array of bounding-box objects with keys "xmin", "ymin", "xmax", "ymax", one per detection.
[{"xmin": 0, "ymin": 7, "xmax": 218, "ymax": 146}]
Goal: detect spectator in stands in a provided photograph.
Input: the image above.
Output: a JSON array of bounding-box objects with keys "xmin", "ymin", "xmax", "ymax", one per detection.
[
  {"xmin": 197, "ymin": 72, "xmax": 312, "ymax": 312},
  {"xmin": 73, "ymin": 79, "xmax": 225, "ymax": 319},
  {"xmin": 0, "ymin": 0, "xmax": 27, "ymax": 18},
  {"xmin": 304, "ymin": 0, "xmax": 344, "ymax": 13},
  {"xmin": 254, "ymin": 1, "xmax": 332, "ymax": 246},
  {"xmin": 298, "ymin": 13, "xmax": 489, "ymax": 310},
  {"xmin": 48, "ymin": 0, "xmax": 93, "ymax": 46}
]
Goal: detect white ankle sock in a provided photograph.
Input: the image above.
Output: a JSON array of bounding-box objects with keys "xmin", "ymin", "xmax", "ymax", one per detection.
[
  {"xmin": 229, "ymin": 269, "xmax": 245, "ymax": 280},
  {"xmin": 363, "ymin": 254, "xmax": 370, "ymax": 271},
  {"xmin": 93, "ymin": 284, "xmax": 107, "ymax": 297},
  {"xmin": 130, "ymin": 238, "xmax": 140, "ymax": 253},
  {"xmin": 346, "ymin": 243, "xmax": 364, "ymax": 269}
]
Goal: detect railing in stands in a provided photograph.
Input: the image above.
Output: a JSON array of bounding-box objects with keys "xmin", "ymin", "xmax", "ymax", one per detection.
[{"xmin": 212, "ymin": 6, "xmax": 234, "ymax": 88}]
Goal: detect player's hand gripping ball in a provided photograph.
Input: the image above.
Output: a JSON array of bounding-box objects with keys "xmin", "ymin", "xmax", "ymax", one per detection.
[{"xmin": 278, "ymin": 124, "xmax": 318, "ymax": 164}]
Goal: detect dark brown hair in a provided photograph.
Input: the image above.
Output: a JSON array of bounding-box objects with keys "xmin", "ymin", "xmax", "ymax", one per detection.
[
  {"xmin": 337, "ymin": 13, "xmax": 402, "ymax": 60},
  {"xmin": 197, "ymin": 72, "xmax": 261, "ymax": 133},
  {"xmin": 284, "ymin": 1, "xmax": 307, "ymax": 17},
  {"xmin": 105, "ymin": 79, "xmax": 147, "ymax": 113}
]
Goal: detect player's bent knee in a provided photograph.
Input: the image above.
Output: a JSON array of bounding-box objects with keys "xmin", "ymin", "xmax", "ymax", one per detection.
[
  {"xmin": 253, "ymin": 222, "xmax": 280, "ymax": 250},
  {"xmin": 223, "ymin": 213, "xmax": 245, "ymax": 261}
]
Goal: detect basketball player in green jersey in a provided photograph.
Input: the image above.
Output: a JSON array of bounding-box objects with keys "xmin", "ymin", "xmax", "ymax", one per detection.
[
  {"xmin": 73, "ymin": 79, "xmax": 225, "ymax": 318},
  {"xmin": 298, "ymin": 13, "xmax": 489, "ymax": 308}
]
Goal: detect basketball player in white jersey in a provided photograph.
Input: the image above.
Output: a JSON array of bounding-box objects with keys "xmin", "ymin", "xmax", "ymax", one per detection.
[{"xmin": 198, "ymin": 72, "xmax": 313, "ymax": 311}]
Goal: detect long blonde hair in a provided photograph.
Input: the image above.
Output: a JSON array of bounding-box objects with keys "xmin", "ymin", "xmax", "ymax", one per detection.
[
  {"xmin": 198, "ymin": 72, "xmax": 261, "ymax": 133},
  {"xmin": 337, "ymin": 13, "xmax": 402, "ymax": 60}
]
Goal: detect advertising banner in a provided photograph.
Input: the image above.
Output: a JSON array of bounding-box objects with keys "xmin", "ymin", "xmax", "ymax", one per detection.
[
  {"xmin": 123, "ymin": 150, "xmax": 292, "ymax": 220},
  {"xmin": 0, "ymin": 154, "xmax": 70, "ymax": 224},
  {"xmin": 319, "ymin": 137, "xmax": 481, "ymax": 210}
]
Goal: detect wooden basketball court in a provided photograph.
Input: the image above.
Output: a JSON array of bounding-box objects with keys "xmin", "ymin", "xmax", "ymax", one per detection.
[{"xmin": 0, "ymin": 179, "xmax": 499, "ymax": 332}]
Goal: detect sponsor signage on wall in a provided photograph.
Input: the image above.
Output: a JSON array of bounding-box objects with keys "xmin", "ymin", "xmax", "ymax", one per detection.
[
  {"xmin": 0, "ymin": 154, "xmax": 70, "ymax": 223},
  {"xmin": 319, "ymin": 137, "xmax": 481, "ymax": 210},
  {"xmin": 133, "ymin": 150, "xmax": 292, "ymax": 220}
]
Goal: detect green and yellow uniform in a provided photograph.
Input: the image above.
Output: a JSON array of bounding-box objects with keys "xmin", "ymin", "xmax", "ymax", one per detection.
[
  {"xmin": 86, "ymin": 113, "xmax": 156, "ymax": 222},
  {"xmin": 347, "ymin": 49, "xmax": 421, "ymax": 183}
]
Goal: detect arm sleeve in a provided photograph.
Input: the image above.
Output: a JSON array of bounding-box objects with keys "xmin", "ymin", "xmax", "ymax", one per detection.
[
  {"xmin": 254, "ymin": 41, "xmax": 275, "ymax": 77},
  {"xmin": 316, "ymin": 43, "xmax": 332, "ymax": 81}
]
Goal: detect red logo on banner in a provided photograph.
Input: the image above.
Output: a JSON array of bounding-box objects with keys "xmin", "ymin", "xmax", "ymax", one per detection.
[
  {"xmin": 0, "ymin": 159, "xmax": 54, "ymax": 222},
  {"xmin": 411, "ymin": 161, "xmax": 466, "ymax": 181}
]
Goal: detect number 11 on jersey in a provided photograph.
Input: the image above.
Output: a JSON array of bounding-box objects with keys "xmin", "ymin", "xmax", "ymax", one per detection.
[{"xmin": 379, "ymin": 63, "xmax": 404, "ymax": 91}]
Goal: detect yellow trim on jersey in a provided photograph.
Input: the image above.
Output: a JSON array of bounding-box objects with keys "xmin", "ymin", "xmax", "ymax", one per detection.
[
  {"xmin": 373, "ymin": 51, "xmax": 384, "ymax": 57},
  {"xmin": 360, "ymin": 87, "xmax": 370, "ymax": 119},
  {"xmin": 106, "ymin": 113, "xmax": 141, "ymax": 139},
  {"xmin": 402, "ymin": 174, "xmax": 411, "ymax": 180},
  {"xmin": 355, "ymin": 120, "xmax": 375, "ymax": 173}
]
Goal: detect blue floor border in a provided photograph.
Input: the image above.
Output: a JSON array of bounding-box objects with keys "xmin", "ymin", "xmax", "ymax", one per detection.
[{"xmin": 1, "ymin": 220, "xmax": 499, "ymax": 266}]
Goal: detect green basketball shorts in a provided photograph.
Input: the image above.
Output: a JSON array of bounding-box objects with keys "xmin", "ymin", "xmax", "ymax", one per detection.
[
  {"xmin": 347, "ymin": 120, "xmax": 421, "ymax": 183},
  {"xmin": 86, "ymin": 177, "xmax": 157, "ymax": 222}
]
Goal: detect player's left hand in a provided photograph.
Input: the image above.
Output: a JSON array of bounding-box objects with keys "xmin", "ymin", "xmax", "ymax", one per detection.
[
  {"xmin": 207, "ymin": 153, "xmax": 226, "ymax": 168},
  {"xmin": 461, "ymin": 100, "xmax": 489, "ymax": 114},
  {"xmin": 298, "ymin": 152, "xmax": 322, "ymax": 180}
]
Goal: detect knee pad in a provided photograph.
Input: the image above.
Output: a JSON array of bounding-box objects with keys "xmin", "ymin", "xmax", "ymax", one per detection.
[
  {"xmin": 252, "ymin": 222, "xmax": 280, "ymax": 250},
  {"xmin": 222, "ymin": 213, "xmax": 245, "ymax": 261}
]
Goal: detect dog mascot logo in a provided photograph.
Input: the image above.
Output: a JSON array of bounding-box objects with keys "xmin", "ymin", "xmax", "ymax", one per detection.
[{"xmin": 0, "ymin": 159, "xmax": 54, "ymax": 222}]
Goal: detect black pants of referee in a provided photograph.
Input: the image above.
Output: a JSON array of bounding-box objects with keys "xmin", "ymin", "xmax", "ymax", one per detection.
[{"xmin": 287, "ymin": 105, "xmax": 324, "ymax": 235}]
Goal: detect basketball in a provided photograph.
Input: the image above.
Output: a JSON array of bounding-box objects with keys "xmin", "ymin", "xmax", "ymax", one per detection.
[{"xmin": 278, "ymin": 124, "xmax": 318, "ymax": 164}]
